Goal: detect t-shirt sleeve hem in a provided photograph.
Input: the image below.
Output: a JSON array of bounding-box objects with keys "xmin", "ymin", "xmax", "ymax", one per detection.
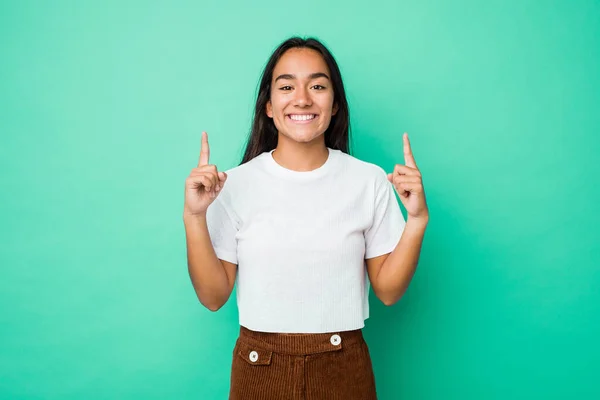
[
  {"xmin": 214, "ymin": 248, "xmax": 238, "ymax": 265},
  {"xmin": 364, "ymin": 240, "xmax": 400, "ymax": 259}
]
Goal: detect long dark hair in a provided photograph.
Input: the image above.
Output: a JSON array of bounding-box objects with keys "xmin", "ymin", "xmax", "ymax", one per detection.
[{"xmin": 239, "ymin": 36, "xmax": 352, "ymax": 165}]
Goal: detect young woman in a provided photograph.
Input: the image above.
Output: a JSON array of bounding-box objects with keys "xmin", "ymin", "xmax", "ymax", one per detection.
[{"xmin": 183, "ymin": 37, "xmax": 429, "ymax": 399}]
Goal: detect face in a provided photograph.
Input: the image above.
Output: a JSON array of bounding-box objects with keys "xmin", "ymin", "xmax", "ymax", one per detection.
[{"xmin": 266, "ymin": 48, "xmax": 338, "ymax": 145}]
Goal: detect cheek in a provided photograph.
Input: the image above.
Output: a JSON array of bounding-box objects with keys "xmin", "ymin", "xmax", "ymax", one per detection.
[
  {"xmin": 320, "ymin": 95, "xmax": 336, "ymax": 114},
  {"xmin": 322, "ymin": 101, "xmax": 336, "ymax": 120},
  {"xmin": 273, "ymin": 100, "xmax": 286, "ymax": 114},
  {"xmin": 269, "ymin": 93, "xmax": 285, "ymax": 111}
]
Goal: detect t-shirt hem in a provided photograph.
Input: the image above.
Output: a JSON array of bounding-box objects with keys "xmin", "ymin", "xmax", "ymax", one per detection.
[{"xmin": 239, "ymin": 319, "xmax": 367, "ymax": 334}]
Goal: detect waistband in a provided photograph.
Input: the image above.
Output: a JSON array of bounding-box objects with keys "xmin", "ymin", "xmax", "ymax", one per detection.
[{"xmin": 237, "ymin": 325, "xmax": 364, "ymax": 356}]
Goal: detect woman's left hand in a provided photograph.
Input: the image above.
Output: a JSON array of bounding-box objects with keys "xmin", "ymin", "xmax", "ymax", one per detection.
[{"xmin": 387, "ymin": 133, "xmax": 429, "ymax": 223}]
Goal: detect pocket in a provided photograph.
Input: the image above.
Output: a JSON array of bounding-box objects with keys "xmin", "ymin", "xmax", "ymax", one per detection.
[
  {"xmin": 230, "ymin": 340, "xmax": 276, "ymax": 399},
  {"xmin": 236, "ymin": 340, "xmax": 273, "ymax": 366}
]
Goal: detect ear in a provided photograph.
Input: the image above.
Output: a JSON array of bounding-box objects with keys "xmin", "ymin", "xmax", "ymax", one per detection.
[
  {"xmin": 266, "ymin": 100, "xmax": 273, "ymax": 118},
  {"xmin": 332, "ymin": 102, "xmax": 339, "ymax": 116}
]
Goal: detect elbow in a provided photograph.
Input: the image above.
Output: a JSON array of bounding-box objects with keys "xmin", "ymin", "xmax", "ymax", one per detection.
[
  {"xmin": 379, "ymin": 291, "xmax": 405, "ymax": 307},
  {"xmin": 376, "ymin": 292, "xmax": 396, "ymax": 306},
  {"xmin": 378, "ymin": 283, "xmax": 411, "ymax": 306},
  {"xmin": 192, "ymin": 285, "xmax": 230, "ymax": 312},
  {"xmin": 206, "ymin": 304, "xmax": 222, "ymax": 312},
  {"xmin": 202, "ymin": 300, "xmax": 224, "ymax": 312},
  {"xmin": 382, "ymin": 297, "xmax": 398, "ymax": 307},
  {"xmin": 198, "ymin": 294, "xmax": 226, "ymax": 312}
]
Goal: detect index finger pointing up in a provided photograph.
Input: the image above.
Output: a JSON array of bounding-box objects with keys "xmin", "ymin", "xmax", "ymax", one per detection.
[
  {"xmin": 403, "ymin": 132, "xmax": 417, "ymax": 168},
  {"xmin": 199, "ymin": 131, "xmax": 210, "ymax": 166}
]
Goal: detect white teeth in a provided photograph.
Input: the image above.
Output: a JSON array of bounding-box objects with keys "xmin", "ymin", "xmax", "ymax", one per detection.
[{"xmin": 289, "ymin": 114, "xmax": 315, "ymax": 121}]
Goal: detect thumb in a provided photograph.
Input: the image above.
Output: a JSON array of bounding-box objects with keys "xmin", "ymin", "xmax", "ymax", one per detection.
[
  {"xmin": 387, "ymin": 173, "xmax": 393, "ymax": 183},
  {"xmin": 218, "ymin": 171, "xmax": 227, "ymax": 182}
]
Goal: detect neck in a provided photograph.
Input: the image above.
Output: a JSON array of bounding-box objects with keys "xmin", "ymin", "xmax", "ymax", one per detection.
[{"xmin": 272, "ymin": 136, "xmax": 329, "ymax": 172}]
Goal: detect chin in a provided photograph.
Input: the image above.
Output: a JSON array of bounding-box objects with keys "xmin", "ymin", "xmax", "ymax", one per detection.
[{"xmin": 289, "ymin": 132, "xmax": 324, "ymax": 143}]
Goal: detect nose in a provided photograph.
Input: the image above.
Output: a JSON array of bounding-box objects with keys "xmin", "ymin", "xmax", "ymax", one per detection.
[{"xmin": 293, "ymin": 86, "xmax": 312, "ymax": 107}]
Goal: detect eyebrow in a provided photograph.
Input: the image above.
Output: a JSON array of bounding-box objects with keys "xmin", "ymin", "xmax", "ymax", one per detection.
[{"xmin": 274, "ymin": 72, "xmax": 331, "ymax": 82}]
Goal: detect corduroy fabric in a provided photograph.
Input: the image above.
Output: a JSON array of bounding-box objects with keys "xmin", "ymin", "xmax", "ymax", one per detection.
[{"xmin": 229, "ymin": 326, "xmax": 378, "ymax": 399}]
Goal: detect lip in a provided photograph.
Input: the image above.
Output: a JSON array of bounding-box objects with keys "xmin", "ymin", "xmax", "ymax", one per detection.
[{"xmin": 286, "ymin": 114, "xmax": 319, "ymax": 124}]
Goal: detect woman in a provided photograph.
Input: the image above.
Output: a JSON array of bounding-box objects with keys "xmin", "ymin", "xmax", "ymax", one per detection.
[{"xmin": 183, "ymin": 36, "xmax": 429, "ymax": 399}]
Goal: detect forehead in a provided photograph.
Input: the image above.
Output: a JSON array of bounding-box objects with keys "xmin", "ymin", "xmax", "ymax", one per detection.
[{"xmin": 272, "ymin": 48, "xmax": 330, "ymax": 78}]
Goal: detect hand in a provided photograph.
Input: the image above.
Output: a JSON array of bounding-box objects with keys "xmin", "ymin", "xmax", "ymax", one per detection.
[
  {"xmin": 183, "ymin": 131, "xmax": 227, "ymax": 216},
  {"xmin": 387, "ymin": 133, "xmax": 429, "ymax": 222}
]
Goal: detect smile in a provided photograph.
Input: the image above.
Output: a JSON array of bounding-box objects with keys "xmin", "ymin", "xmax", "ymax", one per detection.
[{"xmin": 287, "ymin": 114, "xmax": 318, "ymax": 123}]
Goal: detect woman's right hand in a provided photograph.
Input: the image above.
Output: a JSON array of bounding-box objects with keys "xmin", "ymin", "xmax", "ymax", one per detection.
[{"xmin": 183, "ymin": 131, "xmax": 227, "ymax": 217}]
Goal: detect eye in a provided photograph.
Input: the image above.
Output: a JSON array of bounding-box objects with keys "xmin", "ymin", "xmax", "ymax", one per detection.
[
  {"xmin": 312, "ymin": 85, "xmax": 326, "ymax": 90},
  {"xmin": 279, "ymin": 86, "xmax": 292, "ymax": 91}
]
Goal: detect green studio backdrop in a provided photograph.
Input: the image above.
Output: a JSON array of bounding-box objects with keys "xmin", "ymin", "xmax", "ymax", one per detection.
[{"xmin": 1, "ymin": 1, "xmax": 599, "ymax": 399}]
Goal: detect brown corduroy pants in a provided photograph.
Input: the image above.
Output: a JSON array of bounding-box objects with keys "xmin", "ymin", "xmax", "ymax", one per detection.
[{"xmin": 229, "ymin": 325, "xmax": 378, "ymax": 400}]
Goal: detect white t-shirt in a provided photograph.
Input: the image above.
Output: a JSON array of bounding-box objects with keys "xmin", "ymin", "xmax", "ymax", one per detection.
[{"xmin": 206, "ymin": 147, "xmax": 406, "ymax": 333}]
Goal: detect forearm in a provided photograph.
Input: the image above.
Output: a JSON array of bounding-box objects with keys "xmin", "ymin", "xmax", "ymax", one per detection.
[
  {"xmin": 183, "ymin": 213, "xmax": 230, "ymax": 311},
  {"xmin": 375, "ymin": 217, "xmax": 428, "ymax": 306}
]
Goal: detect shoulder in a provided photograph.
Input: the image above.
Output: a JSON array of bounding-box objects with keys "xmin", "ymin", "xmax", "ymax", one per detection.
[
  {"xmin": 222, "ymin": 152, "xmax": 268, "ymax": 181},
  {"xmin": 216, "ymin": 152, "xmax": 269, "ymax": 200},
  {"xmin": 334, "ymin": 149, "xmax": 388, "ymax": 182}
]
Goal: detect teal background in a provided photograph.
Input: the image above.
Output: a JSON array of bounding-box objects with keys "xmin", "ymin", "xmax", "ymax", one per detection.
[{"xmin": 1, "ymin": 0, "xmax": 599, "ymax": 399}]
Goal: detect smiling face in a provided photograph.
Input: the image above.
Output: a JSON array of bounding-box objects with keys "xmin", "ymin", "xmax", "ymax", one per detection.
[{"xmin": 266, "ymin": 47, "xmax": 338, "ymax": 145}]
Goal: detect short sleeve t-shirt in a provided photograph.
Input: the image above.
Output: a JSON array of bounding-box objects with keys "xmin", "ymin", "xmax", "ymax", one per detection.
[{"xmin": 206, "ymin": 147, "xmax": 406, "ymax": 333}]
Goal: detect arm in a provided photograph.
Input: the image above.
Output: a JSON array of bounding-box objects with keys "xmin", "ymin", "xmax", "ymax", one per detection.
[
  {"xmin": 184, "ymin": 212, "xmax": 237, "ymax": 311},
  {"xmin": 366, "ymin": 217, "xmax": 428, "ymax": 306},
  {"xmin": 368, "ymin": 132, "xmax": 429, "ymax": 306}
]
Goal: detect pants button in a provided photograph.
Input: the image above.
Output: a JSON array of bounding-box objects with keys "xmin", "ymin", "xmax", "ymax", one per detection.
[
  {"xmin": 330, "ymin": 334, "xmax": 341, "ymax": 346},
  {"xmin": 249, "ymin": 351, "xmax": 259, "ymax": 362}
]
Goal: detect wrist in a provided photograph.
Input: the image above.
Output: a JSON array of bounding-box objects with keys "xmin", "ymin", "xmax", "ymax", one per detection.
[
  {"xmin": 406, "ymin": 215, "xmax": 429, "ymax": 230},
  {"xmin": 183, "ymin": 209, "xmax": 207, "ymax": 221}
]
